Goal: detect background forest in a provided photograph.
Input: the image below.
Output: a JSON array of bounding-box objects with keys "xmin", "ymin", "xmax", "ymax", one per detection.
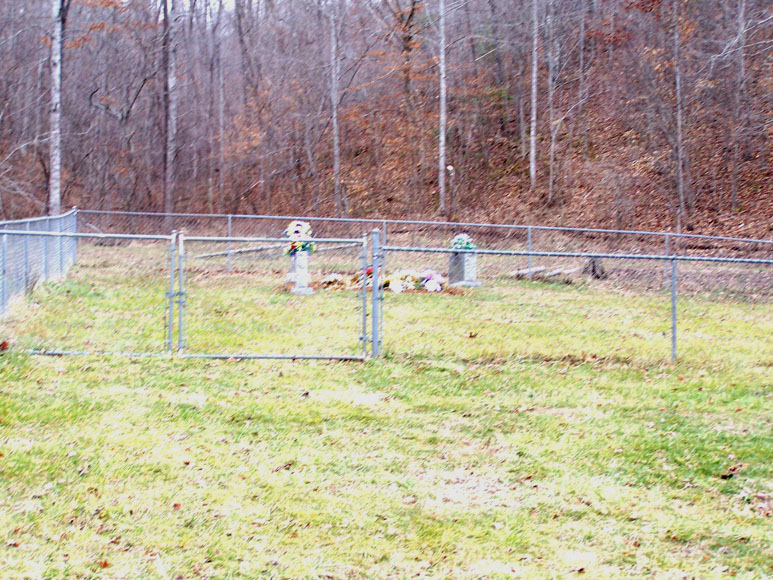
[{"xmin": 0, "ymin": 0, "xmax": 770, "ymax": 236}]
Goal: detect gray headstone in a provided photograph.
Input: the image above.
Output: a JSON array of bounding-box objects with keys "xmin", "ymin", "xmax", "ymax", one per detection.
[{"xmin": 449, "ymin": 252, "xmax": 482, "ymax": 287}]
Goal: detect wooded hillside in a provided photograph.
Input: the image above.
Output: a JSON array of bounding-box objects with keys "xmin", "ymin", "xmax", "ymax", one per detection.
[{"xmin": 0, "ymin": 0, "xmax": 770, "ymax": 237}]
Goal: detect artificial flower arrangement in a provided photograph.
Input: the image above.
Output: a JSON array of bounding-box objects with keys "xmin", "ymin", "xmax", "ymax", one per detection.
[
  {"xmin": 451, "ymin": 233, "xmax": 476, "ymax": 251},
  {"xmin": 284, "ymin": 220, "xmax": 316, "ymax": 256},
  {"xmin": 383, "ymin": 268, "xmax": 445, "ymax": 293}
]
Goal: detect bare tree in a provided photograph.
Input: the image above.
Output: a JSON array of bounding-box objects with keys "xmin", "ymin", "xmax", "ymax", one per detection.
[
  {"xmin": 529, "ymin": 0, "xmax": 539, "ymax": 190},
  {"xmin": 438, "ymin": 0, "xmax": 447, "ymax": 214},
  {"xmin": 672, "ymin": 0, "xmax": 687, "ymax": 230},
  {"xmin": 330, "ymin": 0, "xmax": 348, "ymax": 216},
  {"xmin": 48, "ymin": 0, "xmax": 71, "ymax": 216},
  {"xmin": 162, "ymin": 0, "xmax": 179, "ymax": 226}
]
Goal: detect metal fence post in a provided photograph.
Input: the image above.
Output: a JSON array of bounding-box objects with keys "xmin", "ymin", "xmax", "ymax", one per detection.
[
  {"xmin": 671, "ymin": 258, "xmax": 678, "ymax": 363},
  {"xmin": 360, "ymin": 234, "xmax": 369, "ymax": 358},
  {"xmin": 43, "ymin": 218, "xmax": 50, "ymax": 281},
  {"xmin": 24, "ymin": 222, "xmax": 30, "ymax": 292},
  {"xmin": 371, "ymin": 229, "xmax": 381, "ymax": 358},
  {"xmin": 177, "ymin": 232, "xmax": 186, "ymax": 352},
  {"xmin": 58, "ymin": 216, "xmax": 64, "ymax": 277},
  {"xmin": 72, "ymin": 208, "xmax": 78, "ymax": 266},
  {"xmin": 1, "ymin": 234, "xmax": 7, "ymax": 315},
  {"xmin": 527, "ymin": 226, "xmax": 533, "ymax": 280},
  {"xmin": 227, "ymin": 214, "xmax": 233, "ymax": 273},
  {"xmin": 380, "ymin": 220, "xmax": 387, "ymax": 347},
  {"xmin": 167, "ymin": 231, "xmax": 177, "ymax": 355}
]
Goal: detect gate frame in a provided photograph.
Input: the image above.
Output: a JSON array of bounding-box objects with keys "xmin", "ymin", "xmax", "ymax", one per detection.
[{"xmin": 176, "ymin": 232, "xmax": 373, "ymax": 361}]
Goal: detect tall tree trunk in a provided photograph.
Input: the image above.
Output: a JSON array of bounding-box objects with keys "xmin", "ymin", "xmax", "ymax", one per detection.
[
  {"xmin": 163, "ymin": 0, "xmax": 178, "ymax": 227},
  {"xmin": 487, "ymin": 0, "xmax": 505, "ymax": 86},
  {"xmin": 546, "ymin": 0, "xmax": 557, "ymax": 204},
  {"xmin": 205, "ymin": 0, "xmax": 214, "ymax": 214},
  {"xmin": 463, "ymin": 0, "xmax": 478, "ymax": 78},
  {"xmin": 48, "ymin": 0, "xmax": 71, "ymax": 216},
  {"xmin": 330, "ymin": 5, "xmax": 344, "ymax": 216},
  {"xmin": 575, "ymin": 0, "xmax": 589, "ymax": 155},
  {"xmin": 529, "ymin": 0, "xmax": 539, "ymax": 190},
  {"xmin": 730, "ymin": 0, "xmax": 746, "ymax": 211},
  {"xmin": 673, "ymin": 0, "xmax": 686, "ymax": 231},
  {"xmin": 216, "ymin": 0, "xmax": 225, "ymax": 213},
  {"xmin": 217, "ymin": 39, "xmax": 225, "ymax": 213},
  {"xmin": 438, "ymin": 0, "xmax": 447, "ymax": 214}
]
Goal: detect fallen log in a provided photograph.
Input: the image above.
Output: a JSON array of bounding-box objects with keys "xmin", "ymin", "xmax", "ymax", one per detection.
[{"xmin": 508, "ymin": 266, "xmax": 546, "ymax": 278}]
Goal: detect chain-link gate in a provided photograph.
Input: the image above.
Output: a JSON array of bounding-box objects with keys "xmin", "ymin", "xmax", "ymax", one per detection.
[
  {"xmin": 175, "ymin": 233, "xmax": 372, "ymax": 360},
  {"xmin": 0, "ymin": 229, "xmax": 176, "ymax": 356}
]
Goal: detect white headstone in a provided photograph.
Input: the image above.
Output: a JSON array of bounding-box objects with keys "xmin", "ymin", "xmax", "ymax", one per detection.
[{"xmin": 291, "ymin": 250, "xmax": 314, "ymax": 295}]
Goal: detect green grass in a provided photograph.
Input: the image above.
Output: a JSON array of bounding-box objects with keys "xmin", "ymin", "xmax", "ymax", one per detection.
[{"xmin": 0, "ymin": 245, "xmax": 771, "ymax": 579}]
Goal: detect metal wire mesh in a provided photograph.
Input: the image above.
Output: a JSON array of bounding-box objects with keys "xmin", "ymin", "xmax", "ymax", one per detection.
[
  {"xmin": 77, "ymin": 210, "xmax": 382, "ymax": 240},
  {"xmin": 1, "ymin": 210, "xmax": 77, "ymax": 316},
  {"xmin": 1, "ymin": 230, "xmax": 175, "ymax": 356},
  {"xmin": 378, "ymin": 236, "xmax": 772, "ymax": 364},
  {"xmin": 4, "ymin": 210, "xmax": 771, "ymax": 363}
]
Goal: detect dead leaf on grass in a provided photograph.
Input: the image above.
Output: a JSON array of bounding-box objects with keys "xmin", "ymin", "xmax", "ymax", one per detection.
[{"xmin": 720, "ymin": 463, "xmax": 744, "ymax": 479}]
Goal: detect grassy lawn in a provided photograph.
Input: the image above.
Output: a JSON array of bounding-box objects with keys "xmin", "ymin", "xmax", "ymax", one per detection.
[{"xmin": 1, "ymin": 246, "xmax": 771, "ymax": 579}]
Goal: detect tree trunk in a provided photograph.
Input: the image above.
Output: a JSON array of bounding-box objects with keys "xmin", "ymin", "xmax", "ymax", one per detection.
[
  {"xmin": 487, "ymin": 0, "xmax": 505, "ymax": 86},
  {"xmin": 673, "ymin": 0, "xmax": 686, "ymax": 230},
  {"xmin": 330, "ymin": 5, "xmax": 344, "ymax": 216},
  {"xmin": 48, "ymin": 0, "xmax": 70, "ymax": 216},
  {"xmin": 529, "ymin": 0, "xmax": 539, "ymax": 190},
  {"xmin": 216, "ymin": 0, "xmax": 225, "ymax": 213},
  {"xmin": 162, "ymin": 0, "xmax": 178, "ymax": 228},
  {"xmin": 438, "ymin": 0, "xmax": 447, "ymax": 214},
  {"xmin": 730, "ymin": 0, "xmax": 746, "ymax": 211},
  {"xmin": 575, "ymin": 0, "xmax": 589, "ymax": 155},
  {"xmin": 547, "ymin": 2, "xmax": 557, "ymax": 205}
]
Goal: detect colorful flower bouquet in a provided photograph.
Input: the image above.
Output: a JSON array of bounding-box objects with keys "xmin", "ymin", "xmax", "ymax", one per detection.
[
  {"xmin": 451, "ymin": 233, "xmax": 476, "ymax": 251},
  {"xmin": 384, "ymin": 269, "xmax": 445, "ymax": 293},
  {"xmin": 284, "ymin": 220, "xmax": 316, "ymax": 256}
]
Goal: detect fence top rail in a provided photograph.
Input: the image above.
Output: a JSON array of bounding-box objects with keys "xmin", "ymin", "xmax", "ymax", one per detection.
[
  {"xmin": 184, "ymin": 235, "xmax": 364, "ymax": 244},
  {"xmin": 383, "ymin": 219, "xmax": 773, "ymax": 246},
  {"xmin": 0, "ymin": 208, "xmax": 78, "ymax": 227},
  {"xmin": 382, "ymin": 244, "xmax": 773, "ymax": 266},
  {"xmin": 74, "ymin": 209, "xmax": 773, "ymax": 246},
  {"xmin": 0, "ymin": 230, "xmax": 173, "ymax": 242},
  {"xmin": 78, "ymin": 209, "xmax": 384, "ymax": 227}
]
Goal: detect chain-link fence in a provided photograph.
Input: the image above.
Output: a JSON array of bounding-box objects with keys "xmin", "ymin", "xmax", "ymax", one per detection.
[
  {"xmin": 1, "ymin": 229, "xmax": 176, "ymax": 356},
  {"xmin": 0, "ymin": 209, "xmax": 78, "ymax": 316},
  {"xmin": 377, "ymin": 233, "xmax": 772, "ymax": 365},
  {"xmin": 2, "ymin": 212, "xmax": 374, "ymax": 359},
  {"xmin": 3, "ymin": 209, "xmax": 771, "ymax": 364}
]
